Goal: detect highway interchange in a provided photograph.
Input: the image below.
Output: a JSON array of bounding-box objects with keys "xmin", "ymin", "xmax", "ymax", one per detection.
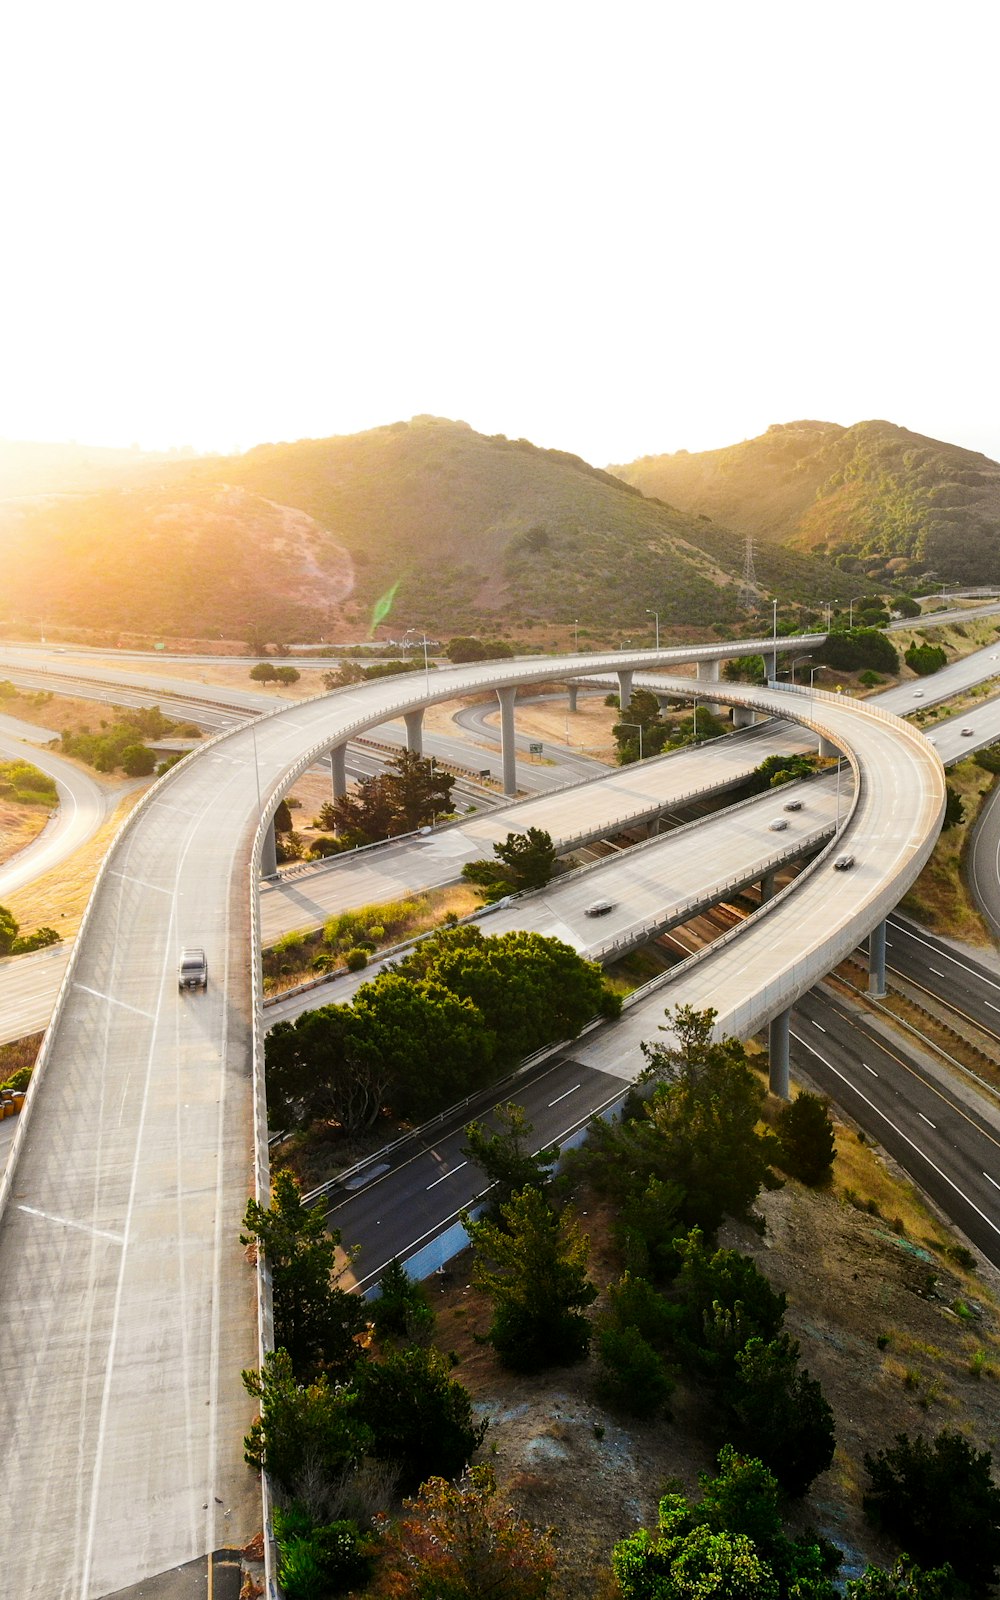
[{"xmin": 0, "ymin": 624, "xmax": 996, "ymax": 1599}]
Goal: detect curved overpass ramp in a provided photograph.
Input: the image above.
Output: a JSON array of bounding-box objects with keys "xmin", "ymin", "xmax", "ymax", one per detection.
[{"xmin": 0, "ymin": 654, "xmax": 943, "ymax": 1600}]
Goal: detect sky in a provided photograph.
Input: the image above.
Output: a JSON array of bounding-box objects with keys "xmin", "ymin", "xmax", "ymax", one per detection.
[{"xmin": 2, "ymin": 0, "xmax": 999, "ymax": 469}]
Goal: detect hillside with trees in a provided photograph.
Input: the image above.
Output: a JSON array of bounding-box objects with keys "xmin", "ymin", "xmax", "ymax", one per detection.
[
  {"xmin": 0, "ymin": 417, "xmax": 853, "ymax": 641},
  {"xmin": 613, "ymin": 419, "xmax": 1000, "ymax": 589}
]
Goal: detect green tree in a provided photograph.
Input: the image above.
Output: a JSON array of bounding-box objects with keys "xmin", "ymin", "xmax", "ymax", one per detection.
[
  {"xmin": 0, "ymin": 904, "xmax": 19, "ymax": 956},
  {"xmin": 863, "ymin": 1430, "xmax": 1000, "ymax": 1593},
  {"xmin": 728, "ymin": 1335, "xmax": 836, "ymax": 1496},
  {"xmin": 387, "ymin": 749, "xmax": 456, "ymax": 831},
  {"xmin": 723, "ymin": 655, "xmax": 766, "ymax": 683},
  {"xmin": 250, "ymin": 661, "xmax": 279, "ymax": 682},
  {"xmin": 265, "ymin": 1005, "xmax": 393, "ymax": 1134},
  {"xmin": 463, "ymin": 1101, "xmax": 559, "ymax": 1214},
  {"xmin": 845, "ymin": 1557, "xmax": 957, "ymax": 1600},
  {"xmin": 671, "ymin": 1231, "xmax": 787, "ymax": 1382},
  {"xmin": 465, "ymin": 1187, "xmax": 597, "ymax": 1371},
  {"xmin": 353, "ymin": 1345, "xmax": 487, "ymax": 1491},
  {"xmin": 242, "ymin": 1348, "xmax": 370, "ymax": 1493},
  {"xmin": 773, "ymin": 1092, "xmax": 836, "ymax": 1186},
  {"xmin": 596, "ymin": 1323, "xmax": 675, "ymax": 1416},
  {"xmin": 894, "ymin": 596, "xmax": 922, "ymax": 619},
  {"xmin": 370, "ymin": 1257, "xmax": 435, "ymax": 1344},
  {"xmin": 638, "ymin": 1007, "xmax": 777, "ymax": 1236},
  {"xmin": 816, "ymin": 628, "xmax": 899, "ymax": 674},
  {"xmin": 943, "ymin": 785, "xmax": 964, "ymax": 829},
  {"xmin": 446, "ymin": 637, "xmax": 514, "ymax": 662},
  {"xmin": 463, "ymin": 827, "xmax": 557, "ymax": 902},
  {"xmin": 367, "ymin": 1465, "xmax": 555, "ymax": 1599},
  {"xmin": 350, "ymin": 971, "xmax": 494, "ymax": 1120},
  {"xmin": 906, "ymin": 642, "xmax": 947, "ymax": 676},
  {"xmin": 975, "ymin": 744, "xmax": 1000, "ymax": 775},
  {"xmin": 274, "ymin": 1503, "xmax": 373, "ymax": 1600},
  {"xmin": 240, "ymin": 1170, "xmax": 365, "ymax": 1381},
  {"xmin": 275, "ymin": 665, "xmax": 301, "ymax": 684}
]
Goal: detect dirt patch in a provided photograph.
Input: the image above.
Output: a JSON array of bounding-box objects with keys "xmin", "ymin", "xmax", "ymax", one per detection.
[
  {"xmin": 422, "ymin": 1128, "xmax": 1000, "ymax": 1598},
  {"xmin": 5, "ymin": 789, "xmax": 146, "ymax": 937}
]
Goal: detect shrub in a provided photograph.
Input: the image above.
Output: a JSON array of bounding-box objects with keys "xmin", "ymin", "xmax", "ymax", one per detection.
[
  {"xmin": 345, "ymin": 948, "xmax": 368, "ymax": 972},
  {"xmin": 596, "ymin": 1324, "xmax": 675, "ymax": 1415},
  {"xmin": 863, "ymin": 1430, "xmax": 1000, "ymax": 1591},
  {"xmin": 773, "ymin": 1092, "xmax": 836, "ymax": 1186}
]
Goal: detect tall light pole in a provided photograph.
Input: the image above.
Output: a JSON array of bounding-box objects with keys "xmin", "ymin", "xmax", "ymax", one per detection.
[
  {"xmin": 848, "ymin": 594, "xmax": 865, "ymax": 628},
  {"xmin": 574, "ymin": 618, "xmax": 579, "ymax": 653},
  {"xmin": 790, "ymin": 654, "xmax": 812, "ymax": 684},
  {"xmin": 822, "ymin": 601, "xmax": 832, "ymax": 630},
  {"xmin": 646, "ymin": 608, "xmax": 660, "ymax": 650},
  {"xmin": 619, "ymin": 722, "xmax": 644, "ymax": 762},
  {"xmin": 772, "ymin": 598, "xmax": 778, "ymax": 643}
]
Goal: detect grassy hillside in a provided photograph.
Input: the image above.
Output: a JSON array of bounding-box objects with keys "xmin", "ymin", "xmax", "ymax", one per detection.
[
  {"xmin": 0, "ymin": 416, "xmax": 854, "ymax": 641},
  {"xmin": 614, "ymin": 419, "xmax": 1000, "ymax": 587}
]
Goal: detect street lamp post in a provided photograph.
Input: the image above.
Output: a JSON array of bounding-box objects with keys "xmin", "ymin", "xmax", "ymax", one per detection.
[
  {"xmin": 848, "ymin": 595, "xmax": 865, "ymax": 628},
  {"xmin": 822, "ymin": 601, "xmax": 832, "ymax": 630},
  {"xmin": 404, "ymin": 628, "xmax": 431, "ymax": 692},
  {"xmin": 619, "ymin": 721, "xmax": 643, "ymax": 762},
  {"xmin": 646, "ymin": 608, "xmax": 660, "ymax": 650},
  {"xmin": 790, "ymin": 654, "xmax": 812, "ymax": 684},
  {"xmin": 574, "ymin": 618, "xmax": 579, "ymax": 653}
]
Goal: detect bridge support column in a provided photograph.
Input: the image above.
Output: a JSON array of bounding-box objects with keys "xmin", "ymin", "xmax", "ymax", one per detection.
[
  {"xmin": 261, "ymin": 818, "xmax": 278, "ymax": 878},
  {"xmin": 765, "ymin": 652, "xmax": 777, "ymax": 683},
  {"xmin": 819, "ymin": 735, "xmax": 839, "ymax": 759},
  {"xmin": 656, "ymin": 694, "xmax": 672, "ymax": 713},
  {"xmin": 617, "ymin": 669, "xmax": 633, "ymax": 711},
  {"xmin": 497, "ymin": 686, "xmax": 518, "ymax": 797},
  {"xmin": 732, "ymin": 704, "xmax": 755, "ymax": 729},
  {"xmin": 403, "ymin": 708, "xmax": 424, "ymax": 756},
  {"xmin": 868, "ymin": 918, "xmax": 887, "ymax": 998},
  {"xmin": 768, "ymin": 1007, "xmax": 791, "ymax": 1099},
  {"xmin": 568, "ymin": 684, "xmax": 579, "ymax": 713},
  {"xmin": 760, "ymin": 870, "xmax": 777, "ymax": 903},
  {"xmin": 696, "ymin": 657, "xmax": 723, "ymax": 714},
  {"xmin": 329, "ymin": 742, "xmax": 347, "ymax": 799}
]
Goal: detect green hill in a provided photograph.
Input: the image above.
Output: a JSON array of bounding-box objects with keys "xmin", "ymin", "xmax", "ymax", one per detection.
[
  {"xmin": 613, "ymin": 420, "xmax": 1000, "ymax": 587},
  {"xmin": 0, "ymin": 416, "xmax": 855, "ymax": 641}
]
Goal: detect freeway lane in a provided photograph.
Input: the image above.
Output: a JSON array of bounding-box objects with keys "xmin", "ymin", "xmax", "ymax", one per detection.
[
  {"xmin": 882, "ymin": 915, "xmax": 1000, "ymax": 1034},
  {"xmin": 791, "ymin": 989, "xmax": 1000, "ymax": 1270},
  {"xmin": 267, "ymin": 773, "xmax": 844, "ymax": 1026}
]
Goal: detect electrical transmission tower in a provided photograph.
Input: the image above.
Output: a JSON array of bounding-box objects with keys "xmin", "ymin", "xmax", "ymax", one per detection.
[{"xmin": 739, "ymin": 532, "xmax": 759, "ymax": 611}]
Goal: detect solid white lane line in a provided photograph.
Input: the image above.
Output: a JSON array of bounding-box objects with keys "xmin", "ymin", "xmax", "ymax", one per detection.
[
  {"xmin": 18, "ymin": 1204, "xmax": 124, "ymax": 1247},
  {"xmin": 795, "ymin": 1037, "xmax": 1000, "ymax": 1240},
  {"xmin": 985, "ymin": 1172, "xmax": 1000, "ymax": 1192},
  {"xmin": 890, "ymin": 918, "xmax": 1000, "ymax": 992},
  {"xmin": 811, "ymin": 1020, "xmax": 826, "ymax": 1032},
  {"xmin": 74, "ymin": 984, "xmax": 155, "ymax": 1020},
  {"xmin": 863, "ymin": 1063, "xmax": 878, "ymax": 1077},
  {"xmin": 427, "ymin": 1161, "xmax": 467, "ymax": 1191},
  {"xmin": 928, "ymin": 967, "xmax": 944, "ymax": 977},
  {"xmin": 549, "ymin": 1084, "xmax": 581, "ymax": 1106},
  {"xmin": 919, "ymin": 1112, "xmax": 936, "ymax": 1129}
]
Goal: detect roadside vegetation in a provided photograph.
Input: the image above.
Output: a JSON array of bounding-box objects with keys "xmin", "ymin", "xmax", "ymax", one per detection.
[
  {"xmin": 278, "ymin": 751, "xmax": 456, "ymax": 863},
  {"xmin": 898, "ymin": 756, "xmax": 994, "ymax": 942},
  {"xmin": 245, "ymin": 1004, "xmax": 1000, "ymax": 1598},
  {"xmin": 59, "ymin": 704, "xmax": 200, "ymax": 776},
  {"xmin": 0, "ymin": 901, "xmax": 60, "ymax": 956}
]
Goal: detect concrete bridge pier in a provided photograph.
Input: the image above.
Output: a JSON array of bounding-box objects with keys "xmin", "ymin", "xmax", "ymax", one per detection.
[
  {"xmin": 497, "ymin": 686, "xmax": 518, "ymax": 797},
  {"xmin": 617, "ymin": 669, "xmax": 633, "ymax": 711},
  {"xmin": 732, "ymin": 704, "xmax": 755, "ymax": 729},
  {"xmin": 818, "ymin": 735, "xmax": 840, "ymax": 759},
  {"xmin": 768, "ymin": 1006, "xmax": 791, "ymax": 1098},
  {"xmin": 869, "ymin": 919, "xmax": 887, "ymax": 998},
  {"xmin": 765, "ymin": 651, "xmax": 778, "ymax": 683},
  {"xmin": 403, "ymin": 708, "xmax": 424, "ymax": 756},
  {"xmin": 329, "ymin": 742, "xmax": 348, "ymax": 800},
  {"xmin": 696, "ymin": 657, "xmax": 724, "ymax": 715},
  {"xmin": 261, "ymin": 817, "xmax": 278, "ymax": 878},
  {"xmin": 568, "ymin": 684, "xmax": 579, "ymax": 713},
  {"xmin": 760, "ymin": 869, "xmax": 777, "ymax": 903}
]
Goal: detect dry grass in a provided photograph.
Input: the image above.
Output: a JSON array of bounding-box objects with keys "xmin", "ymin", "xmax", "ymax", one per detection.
[
  {"xmin": 5, "ymin": 789, "xmax": 146, "ymax": 937},
  {"xmin": 0, "ymin": 800, "xmax": 50, "ymax": 868},
  {"xmin": 898, "ymin": 757, "xmax": 994, "ymax": 942},
  {"xmin": 0, "ymin": 1032, "xmax": 43, "ymax": 1081}
]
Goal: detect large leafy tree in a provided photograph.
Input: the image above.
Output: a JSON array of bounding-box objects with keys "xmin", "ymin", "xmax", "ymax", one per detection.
[
  {"xmin": 863, "ymin": 1430, "xmax": 1000, "ymax": 1593},
  {"xmin": 670, "ymin": 1229, "xmax": 787, "ymax": 1381},
  {"xmin": 639, "ymin": 1007, "xmax": 776, "ymax": 1236},
  {"xmin": 773, "ymin": 1093, "xmax": 836, "ymax": 1186},
  {"xmin": 353, "ymin": 1345, "xmax": 487, "ymax": 1492},
  {"xmin": 845, "ymin": 1558, "xmax": 957, "ymax": 1600},
  {"xmin": 242, "ymin": 1348, "xmax": 370, "ymax": 1494},
  {"xmin": 367, "ymin": 1465, "xmax": 555, "ymax": 1599},
  {"xmin": 240, "ymin": 1170, "xmax": 365, "ymax": 1381},
  {"xmin": 463, "ymin": 827, "xmax": 558, "ymax": 901},
  {"xmin": 465, "ymin": 1187, "xmax": 597, "ymax": 1371},
  {"xmin": 350, "ymin": 971, "xmax": 493, "ymax": 1120},
  {"xmin": 727, "ymin": 1335, "xmax": 836, "ymax": 1496},
  {"xmin": 613, "ymin": 1446, "xmax": 839, "ymax": 1600}
]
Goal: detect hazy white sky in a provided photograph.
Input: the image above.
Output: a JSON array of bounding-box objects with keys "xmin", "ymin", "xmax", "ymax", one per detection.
[{"xmin": 2, "ymin": 0, "xmax": 998, "ymax": 467}]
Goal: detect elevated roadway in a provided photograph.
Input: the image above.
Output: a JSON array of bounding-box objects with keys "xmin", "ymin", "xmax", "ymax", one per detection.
[{"xmin": 0, "ymin": 649, "xmax": 946, "ymax": 1598}]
